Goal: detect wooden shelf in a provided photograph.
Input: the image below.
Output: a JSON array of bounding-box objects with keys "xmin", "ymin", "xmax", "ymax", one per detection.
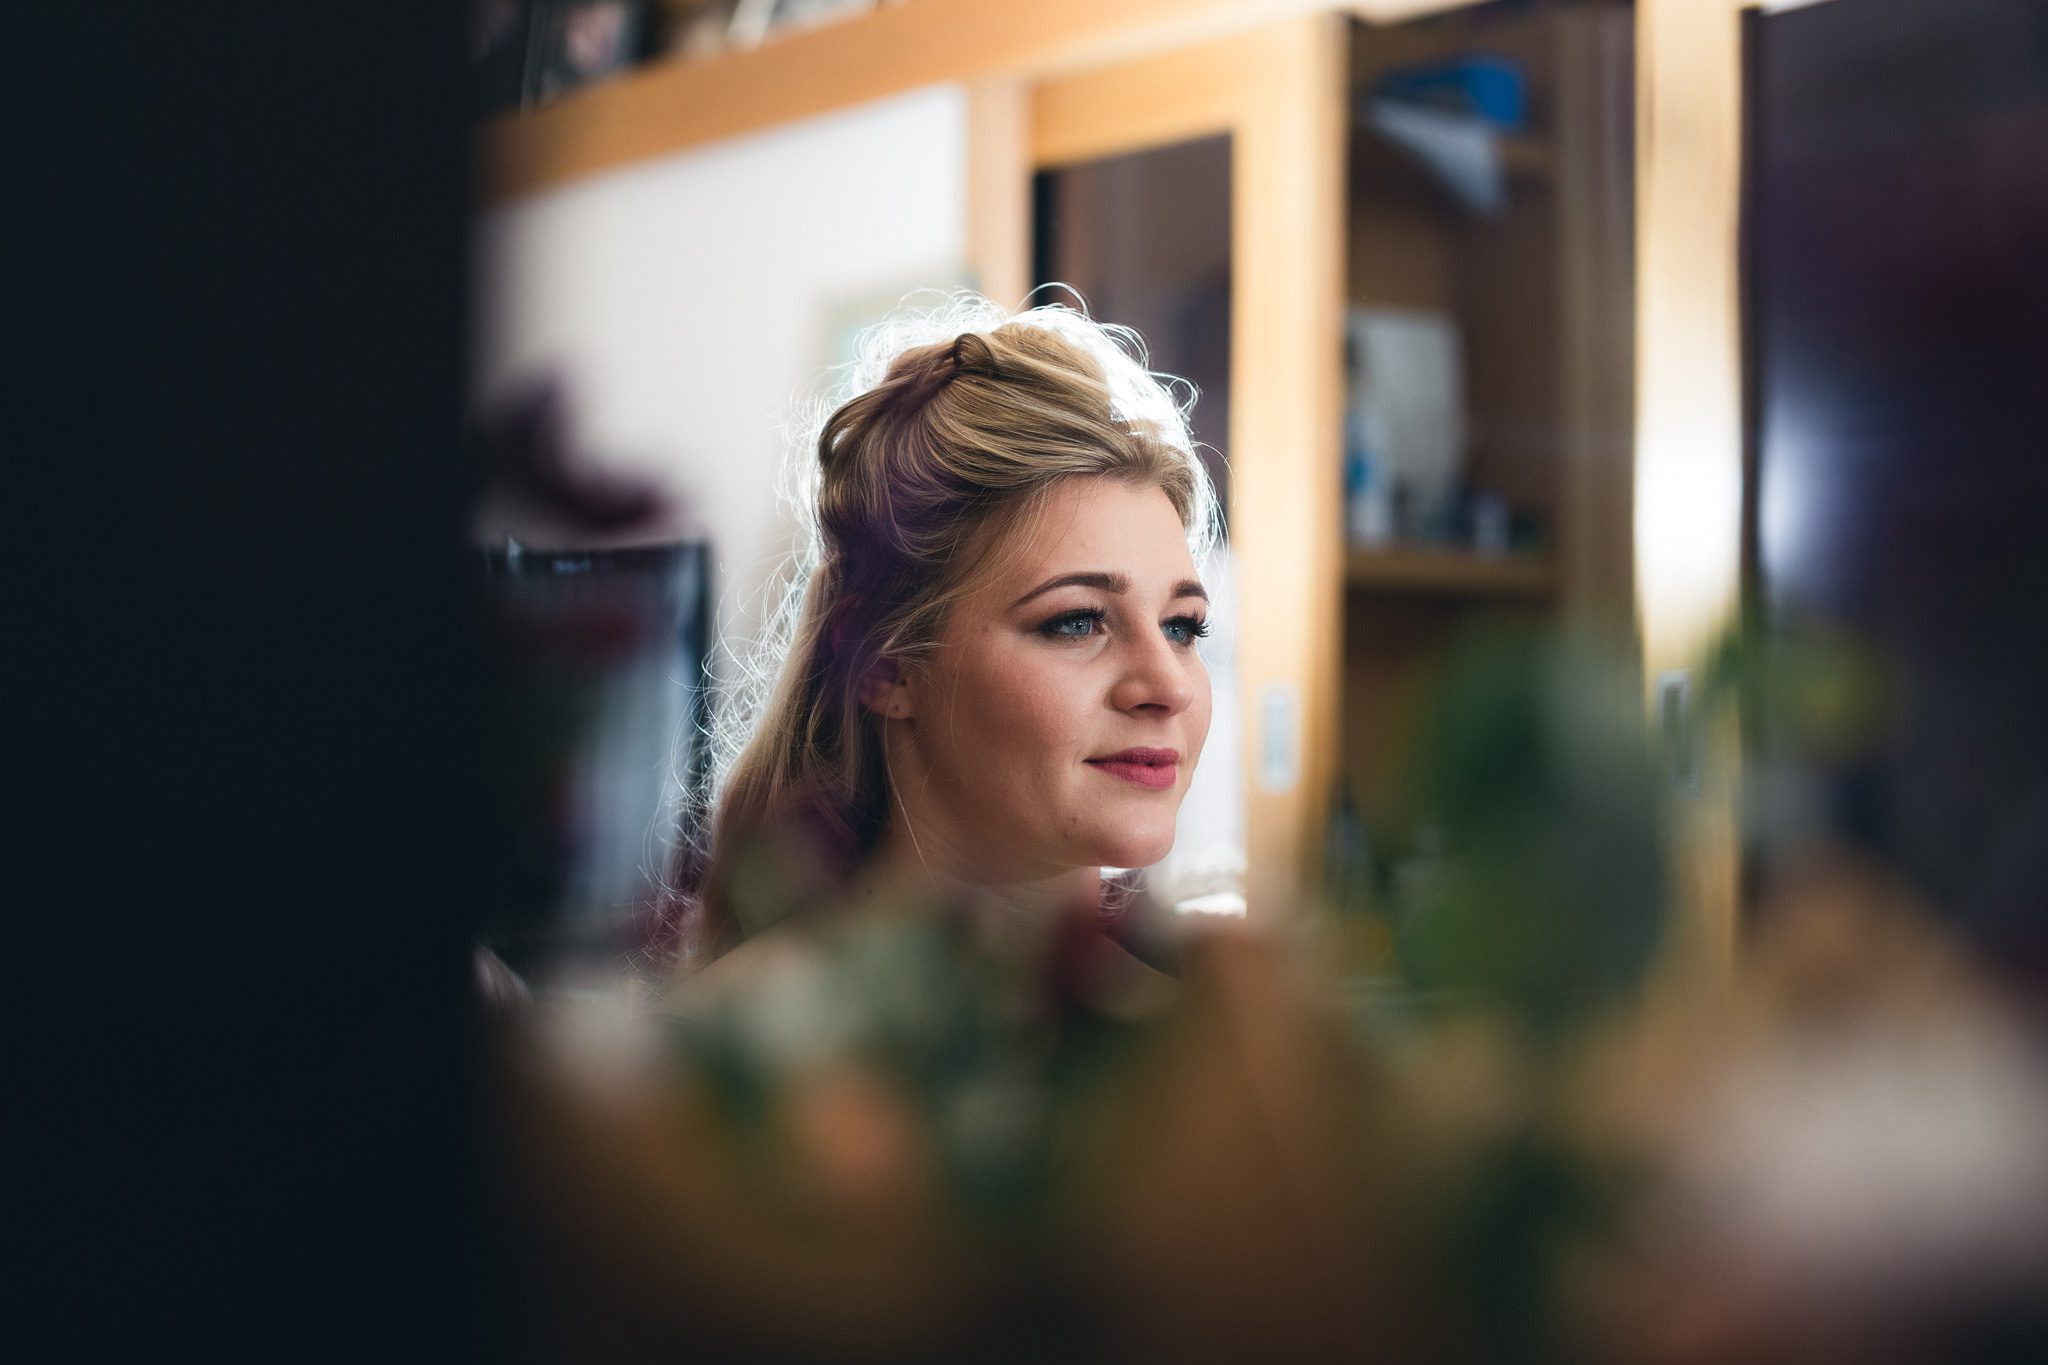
[
  {"xmin": 1345, "ymin": 546, "xmax": 1557, "ymax": 596},
  {"xmin": 478, "ymin": 0, "xmax": 1456, "ymax": 205}
]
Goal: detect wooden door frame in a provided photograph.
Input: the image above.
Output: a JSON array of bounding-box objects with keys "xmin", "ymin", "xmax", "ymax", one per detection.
[{"xmin": 1635, "ymin": 0, "xmax": 1750, "ymax": 979}]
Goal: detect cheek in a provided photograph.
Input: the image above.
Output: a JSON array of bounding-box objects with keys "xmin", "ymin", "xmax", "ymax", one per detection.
[
  {"xmin": 1001, "ymin": 661, "xmax": 1095, "ymax": 770},
  {"xmin": 936, "ymin": 640, "xmax": 1092, "ymax": 773},
  {"xmin": 1185, "ymin": 662, "xmax": 1214, "ymax": 764}
]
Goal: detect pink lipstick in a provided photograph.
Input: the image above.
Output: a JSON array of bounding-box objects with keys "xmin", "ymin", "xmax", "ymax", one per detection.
[{"xmin": 1085, "ymin": 747, "xmax": 1179, "ymax": 791}]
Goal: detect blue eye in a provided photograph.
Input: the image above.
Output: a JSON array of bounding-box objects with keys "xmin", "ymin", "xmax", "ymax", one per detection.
[
  {"xmin": 1039, "ymin": 608, "xmax": 1106, "ymax": 639},
  {"xmin": 1164, "ymin": 615, "xmax": 1211, "ymax": 646}
]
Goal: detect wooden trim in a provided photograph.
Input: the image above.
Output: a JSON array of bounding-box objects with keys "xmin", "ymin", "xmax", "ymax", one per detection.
[
  {"xmin": 965, "ymin": 80, "xmax": 1032, "ymax": 311},
  {"xmin": 485, "ymin": 0, "xmax": 1340, "ymax": 203},
  {"xmin": 1634, "ymin": 0, "xmax": 1746, "ymax": 979},
  {"xmin": 1346, "ymin": 548, "xmax": 1557, "ymax": 597},
  {"xmin": 1227, "ymin": 15, "xmax": 1351, "ymax": 919},
  {"xmin": 482, "ymin": 0, "xmax": 1498, "ymax": 204},
  {"xmin": 1031, "ymin": 35, "xmax": 1250, "ymax": 169},
  {"xmin": 1344, "ymin": 0, "xmax": 1498, "ymax": 20}
]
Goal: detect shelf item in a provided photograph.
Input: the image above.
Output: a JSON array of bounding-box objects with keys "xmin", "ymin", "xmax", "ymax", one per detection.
[
  {"xmin": 1372, "ymin": 52, "xmax": 1529, "ymax": 129},
  {"xmin": 1345, "ymin": 546, "xmax": 1556, "ymax": 597},
  {"xmin": 1350, "ymin": 123, "xmax": 1555, "ymax": 196}
]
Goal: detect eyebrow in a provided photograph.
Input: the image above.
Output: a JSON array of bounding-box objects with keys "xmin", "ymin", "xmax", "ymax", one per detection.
[{"xmin": 1009, "ymin": 571, "xmax": 1209, "ymax": 610}]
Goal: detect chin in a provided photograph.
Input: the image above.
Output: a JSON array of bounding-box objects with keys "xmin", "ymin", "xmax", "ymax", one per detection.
[{"xmin": 1087, "ymin": 822, "xmax": 1177, "ymax": 872}]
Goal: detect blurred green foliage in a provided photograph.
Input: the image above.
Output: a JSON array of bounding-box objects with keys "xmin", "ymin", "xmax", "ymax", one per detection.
[
  {"xmin": 1376, "ymin": 628, "xmax": 1669, "ymax": 1035},
  {"xmin": 664, "ymin": 897, "xmax": 1166, "ymax": 1234}
]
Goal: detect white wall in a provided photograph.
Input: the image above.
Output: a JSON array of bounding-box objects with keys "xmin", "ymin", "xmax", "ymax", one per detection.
[
  {"xmin": 474, "ymin": 84, "xmax": 970, "ymax": 668},
  {"xmin": 472, "ymin": 86, "xmax": 1241, "ymax": 907}
]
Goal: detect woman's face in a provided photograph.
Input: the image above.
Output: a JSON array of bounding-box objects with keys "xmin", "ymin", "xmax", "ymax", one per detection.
[{"xmin": 889, "ymin": 477, "xmax": 1212, "ymax": 883}]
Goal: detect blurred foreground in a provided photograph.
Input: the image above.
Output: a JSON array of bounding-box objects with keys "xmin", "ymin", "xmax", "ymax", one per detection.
[{"xmin": 485, "ymin": 627, "xmax": 2048, "ymax": 1364}]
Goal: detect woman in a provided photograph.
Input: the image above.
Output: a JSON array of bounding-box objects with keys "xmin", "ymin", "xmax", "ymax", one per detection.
[
  {"xmin": 672, "ymin": 296, "xmax": 1222, "ymax": 972},
  {"xmin": 502, "ymin": 304, "xmax": 1449, "ymax": 1361}
]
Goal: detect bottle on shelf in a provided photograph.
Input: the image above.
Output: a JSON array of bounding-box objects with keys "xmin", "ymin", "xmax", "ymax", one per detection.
[{"xmin": 1344, "ymin": 409, "xmax": 1396, "ymax": 549}]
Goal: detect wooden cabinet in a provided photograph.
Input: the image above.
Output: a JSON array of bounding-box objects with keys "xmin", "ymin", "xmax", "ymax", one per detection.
[{"xmin": 1338, "ymin": 0, "xmax": 1638, "ymax": 829}]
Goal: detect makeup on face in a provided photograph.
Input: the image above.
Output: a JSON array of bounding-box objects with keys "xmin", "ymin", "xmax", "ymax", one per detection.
[
  {"xmin": 1011, "ymin": 574, "xmax": 1207, "ymax": 793},
  {"xmin": 1084, "ymin": 747, "xmax": 1180, "ymax": 790},
  {"xmin": 890, "ymin": 479, "xmax": 1214, "ymax": 882},
  {"xmin": 1014, "ymin": 571, "xmax": 1209, "ymax": 652}
]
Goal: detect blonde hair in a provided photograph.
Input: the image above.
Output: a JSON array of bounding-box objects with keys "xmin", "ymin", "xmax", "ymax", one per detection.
[{"xmin": 666, "ymin": 294, "xmax": 1219, "ymax": 963}]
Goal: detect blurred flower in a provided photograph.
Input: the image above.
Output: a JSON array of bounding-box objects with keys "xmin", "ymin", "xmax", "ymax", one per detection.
[{"xmin": 1569, "ymin": 858, "xmax": 2048, "ymax": 1364}]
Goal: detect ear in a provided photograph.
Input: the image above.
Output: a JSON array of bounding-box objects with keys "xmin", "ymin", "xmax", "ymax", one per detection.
[{"xmin": 857, "ymin": 656, "xmax": 914, "ymax": 720}]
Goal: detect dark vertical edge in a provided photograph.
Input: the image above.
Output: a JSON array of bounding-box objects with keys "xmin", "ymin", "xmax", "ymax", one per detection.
[{"xmin": 1736, "ymin": 2, "xmax": 1771, "ymax": 930}]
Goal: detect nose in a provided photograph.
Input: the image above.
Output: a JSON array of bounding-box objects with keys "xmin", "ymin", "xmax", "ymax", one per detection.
[{"xmin": 1109, "ymin": 626, "xmax": 1197, "ymax": 718}]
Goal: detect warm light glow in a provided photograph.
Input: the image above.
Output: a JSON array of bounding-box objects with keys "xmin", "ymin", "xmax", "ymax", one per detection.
[
  {"xmin": 1635, "ymin": 420, "xmax": 1744, "ymax": 666},
  {"xmin": 1349, "ymin": 1, "xmax": 1503, "ymax": 22},
  {"xmin": 1633, "ymin": 0, "xmax": 1747, "ymax": 981},
  {"xmin": 1634, "ymin": 0, "xmax": 1745, "ymax": 678},
  {"xmin": 1174, "ymin": 891, "xmax": 1248, "ymax": 917}
]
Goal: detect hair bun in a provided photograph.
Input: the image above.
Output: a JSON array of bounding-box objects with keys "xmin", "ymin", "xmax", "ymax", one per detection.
[
  {"xmin": 873, "ymin": 334, "xmax": 987, "ymax": 423},
  {"xmin": 950, "ymin": 331, "xmax": 998, "ymax": 378}
]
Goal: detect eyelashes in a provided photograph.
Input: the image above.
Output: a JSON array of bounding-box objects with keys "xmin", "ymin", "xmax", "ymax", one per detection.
[
  {"xmin": 1036, "ymin": 607, "xmax": 1210, "ymax": 647},
  {"xmin": 1037, "ymin": 608, "xmax": 1105, "ymax": 640}
]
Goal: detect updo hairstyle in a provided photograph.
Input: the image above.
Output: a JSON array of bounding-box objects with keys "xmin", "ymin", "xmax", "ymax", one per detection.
[{"xmin": 679, "ymin": 296, "xmax": 1219, "ymax": 960}]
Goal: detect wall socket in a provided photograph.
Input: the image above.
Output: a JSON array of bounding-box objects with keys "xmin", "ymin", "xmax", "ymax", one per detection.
[
  {"xmin": 1259, "ymin": 681, "xmax": 1300, "ymax": 793},
  {"xmin": 1657, "ymin": 668, "xmax": 1701, "ymax": 796}
]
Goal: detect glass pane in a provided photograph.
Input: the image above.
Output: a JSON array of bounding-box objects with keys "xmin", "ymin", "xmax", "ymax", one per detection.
[{"xmin": 1033, "ymin": 134, "xmax": 1234, "ymax": 520}]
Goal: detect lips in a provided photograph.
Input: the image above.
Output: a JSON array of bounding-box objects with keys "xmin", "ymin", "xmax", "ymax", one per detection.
[{"xmin": 1085, "ymin": 747, "xmax": 1179, "ymax": 791}]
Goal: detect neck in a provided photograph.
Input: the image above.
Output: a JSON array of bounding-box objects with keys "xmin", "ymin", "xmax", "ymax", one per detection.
[
  {"xmin": 853, "ymin": 817, "xmax": 1101, "ymax": 963},
  {"xmin": 863, "ymin": 715, "xmax": 1103, "ymax": 939}
]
